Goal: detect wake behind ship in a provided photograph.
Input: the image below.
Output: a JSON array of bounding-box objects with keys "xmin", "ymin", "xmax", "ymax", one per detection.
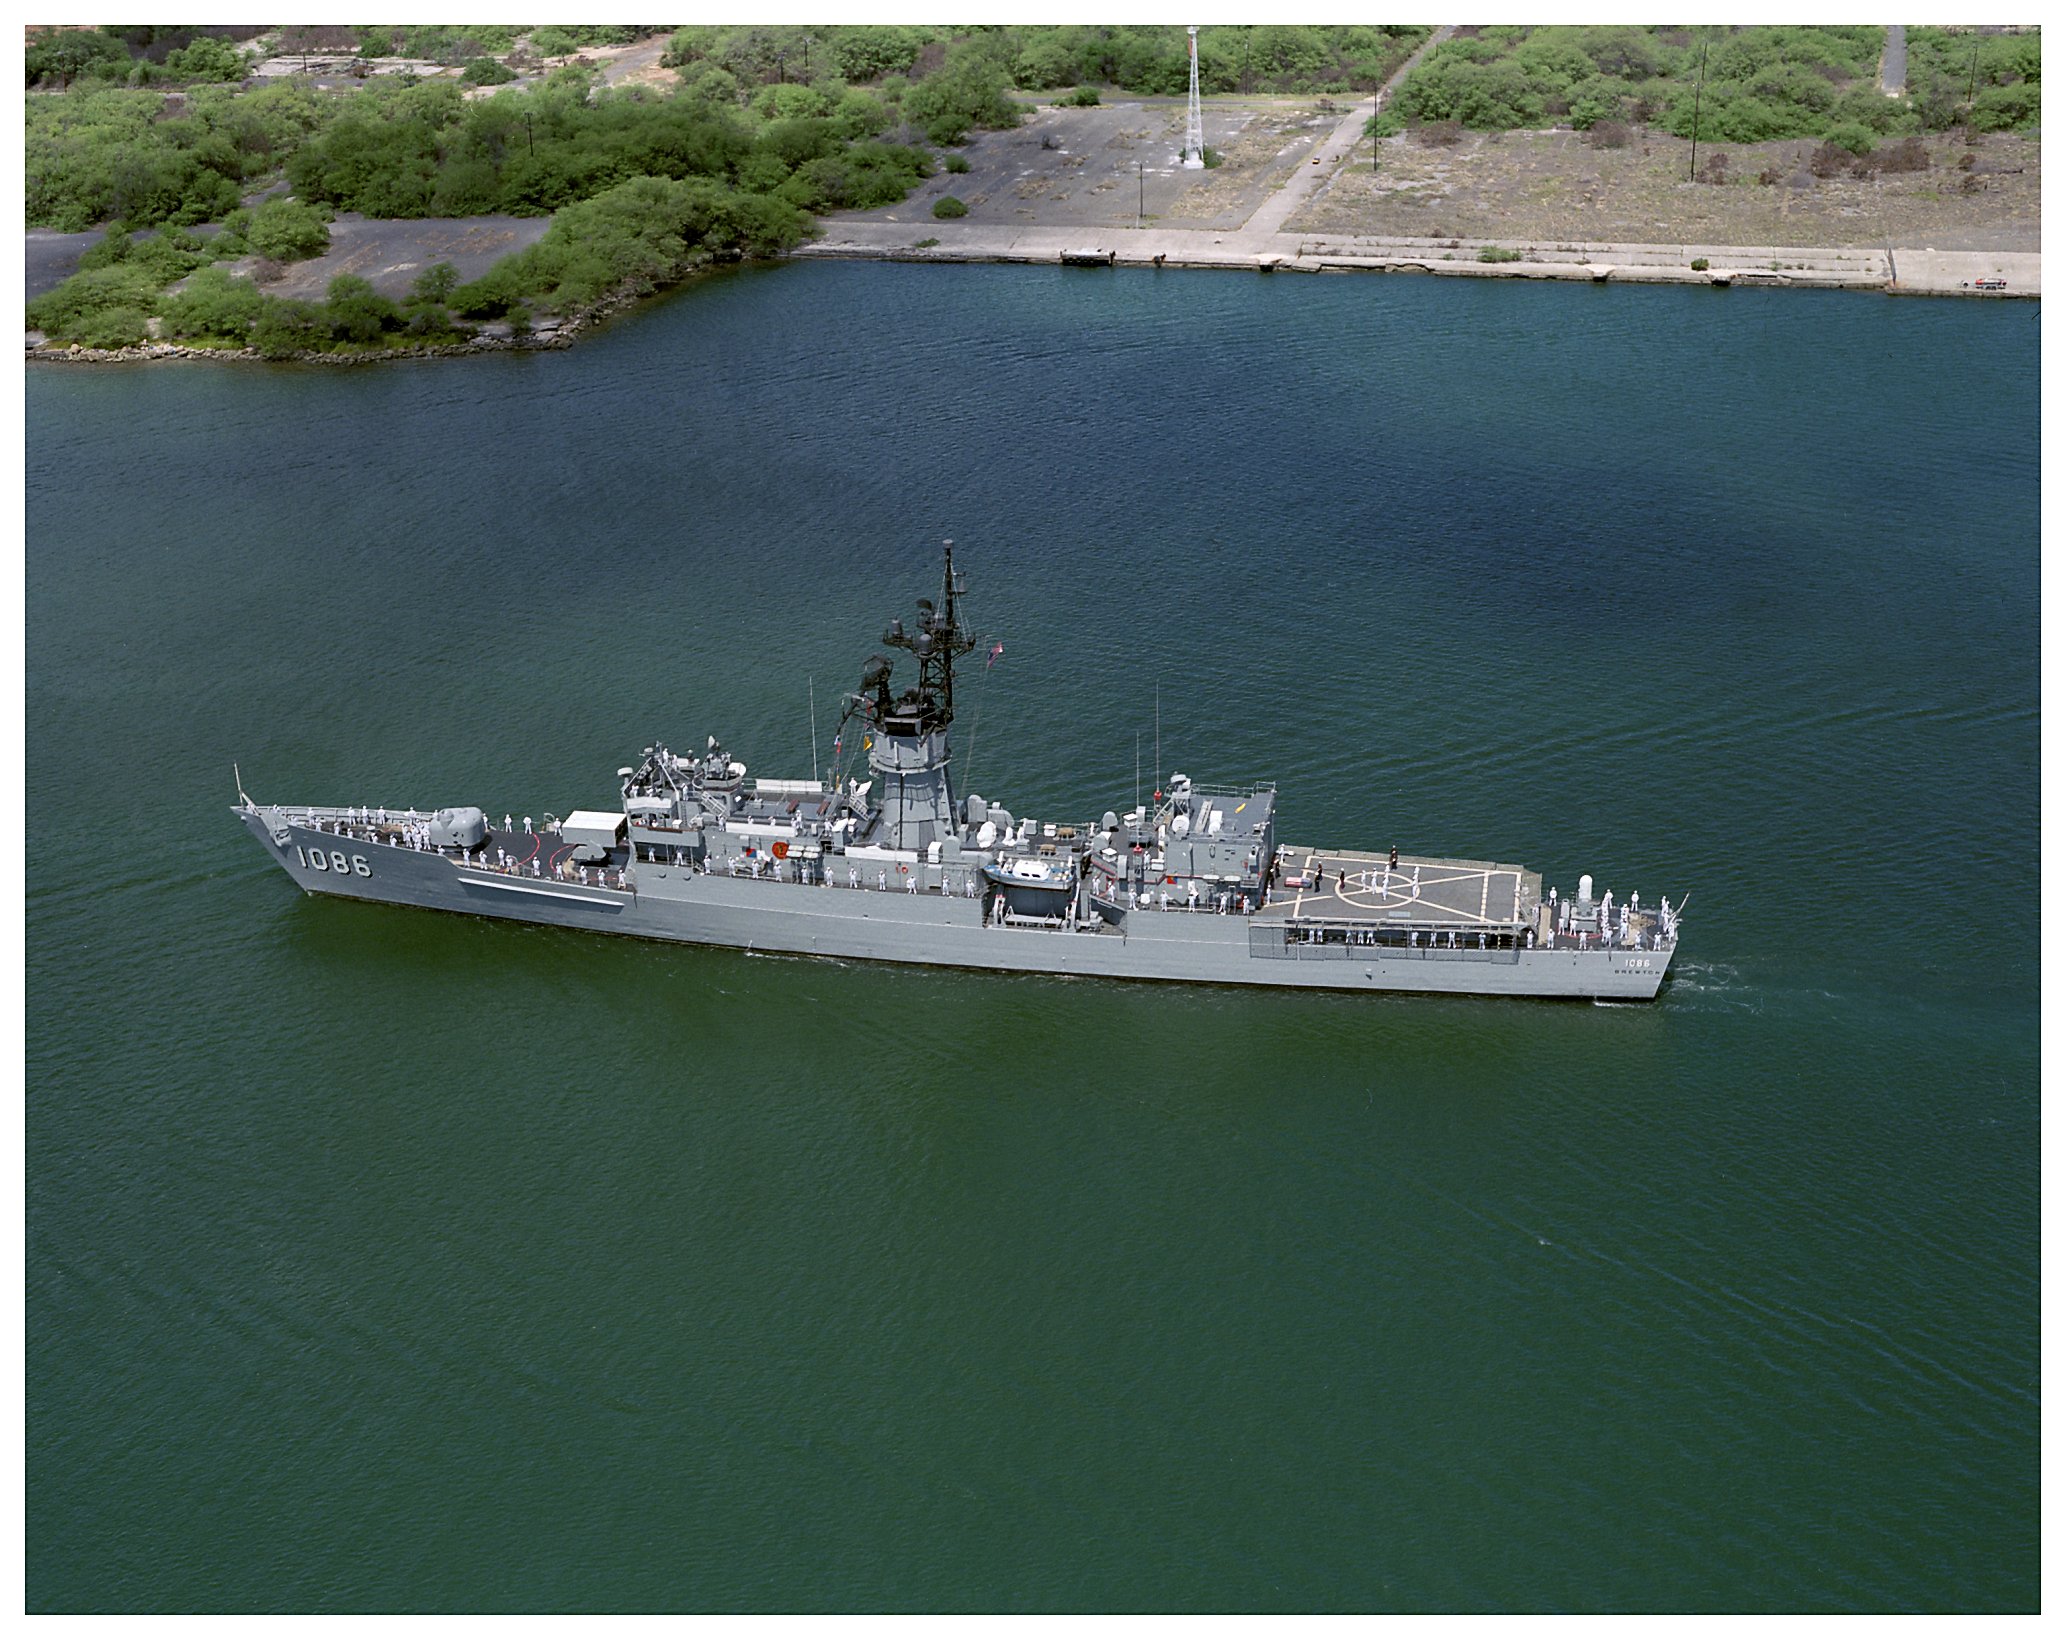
[{"xmin": 236, "ymin": 543, "xmax": 1682, "ymax": 999}]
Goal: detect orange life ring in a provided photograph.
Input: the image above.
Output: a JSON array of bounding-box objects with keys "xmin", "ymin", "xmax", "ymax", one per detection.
[{"xmin": 898, "ymin": 863, "xmax": 909, "ymax": 874}]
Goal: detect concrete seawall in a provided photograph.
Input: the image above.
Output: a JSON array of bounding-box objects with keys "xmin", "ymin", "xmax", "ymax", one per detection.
[{"xmin": 794, "ymin": 222, "xmax": 2039, "ymax": 300}]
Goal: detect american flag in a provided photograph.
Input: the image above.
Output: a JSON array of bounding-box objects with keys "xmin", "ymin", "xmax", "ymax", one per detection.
[{"xmin": 987, "ymin": 642, "xmax": 1005, "ymax": 669}]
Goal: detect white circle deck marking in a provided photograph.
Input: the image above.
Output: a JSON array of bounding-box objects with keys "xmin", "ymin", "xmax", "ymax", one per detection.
[{"xmin": 1322, "ymin": 860, "xmax": 1515, "ymax": 926}]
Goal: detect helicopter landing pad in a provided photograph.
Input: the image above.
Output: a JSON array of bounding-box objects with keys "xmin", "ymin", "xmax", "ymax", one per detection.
[{"xmin": 1261, "ymin": 847, "xmax": 1541, "ymax": 930}]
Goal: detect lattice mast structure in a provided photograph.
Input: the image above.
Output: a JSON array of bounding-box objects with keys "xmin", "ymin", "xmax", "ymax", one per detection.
[{"xmin": 1181, "ymin": 24, "xmax": 1205, "ymax": 168}]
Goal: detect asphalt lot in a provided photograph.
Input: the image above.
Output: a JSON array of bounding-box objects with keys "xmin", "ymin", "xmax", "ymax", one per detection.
[{"xmin": 856, "ymin": 98, "xmax": 1347, "ymax": 236}]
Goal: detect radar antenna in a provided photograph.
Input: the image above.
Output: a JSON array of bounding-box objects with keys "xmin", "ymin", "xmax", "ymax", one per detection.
[
  {"xmin": 851, "ymin": 538, "xmax": 980, "ymax": 738},
  {"xmin": 830, "ymin": 539, "xmax": 990, "ymax": 784}
]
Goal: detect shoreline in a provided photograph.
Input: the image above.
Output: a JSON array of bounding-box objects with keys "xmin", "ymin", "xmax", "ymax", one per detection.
[
  {"xmin": 794, "ymin": 223, "xmax": 2038, "ymax": 301},
  {"xmin": 25, "ymin": 227, "xmax": 2036, "ymax": 366}
]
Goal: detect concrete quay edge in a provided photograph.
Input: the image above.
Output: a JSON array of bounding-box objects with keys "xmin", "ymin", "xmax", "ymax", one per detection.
[{"xmin": 793, "ymin": 224, "xmax": 2039, "ymax": 299}]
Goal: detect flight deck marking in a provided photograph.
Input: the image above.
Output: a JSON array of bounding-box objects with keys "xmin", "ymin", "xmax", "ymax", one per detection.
[{"xmin": 1321, "ymin": 859, "xmax": 1520, "ymax": 927}]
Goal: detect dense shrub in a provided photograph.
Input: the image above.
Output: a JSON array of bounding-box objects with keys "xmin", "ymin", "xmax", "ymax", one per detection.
[
  {"xmin": 246, "ymin": 197, "xmax": 330, "ymax": 260},
  {"xmin": 1905, "ymin": 27, "xmax": 2040, "ymax": 132},
  {"xmin": 1826, "ymin": 121, "xmax": 1877, "ymax": 156},
  {"xmin": 902, "ymin": 50, "xmax": 1021, "ymax": 145},
  {"xmin": 251, "ymin": 297, "xmax": 328, "ymax": 358},
  {"xmin": 159, "ymin": 263, "xmax": 265, "ymax": 342},
  {"xmin": 26, "ymin": 29, "xmax": 134, "ymax": 88},
  {"xmin": 932, "ymin": 194, "xmax": 968, "ymax": 218},
  {"xmin": 410, "ymin": 261, "xmax": 459, "ymax": 303},
  {"xmin": 26, "ymin": 263, "xmax": 165, "ymax": 342},
  {"xmin": 1383, "ymin": 24, "xmax": 2034, "ymax": 140},
  {"xmin": 450, "ymin": 174, "xmax": 811, "ymax": 314},
  {"xmin": 323, "ymin": 274, "xmax": 401, "ymax": 342},
  {"xmin": 461, "ymin": 58, "xmax": 517, "ymax": 87},
  {"xmin": 1057, "ymin": 86, "xmax": 1101, "ymax": 107},
  {"xmin": 164, "ymin": 36, "xmax": 246, "ymax": 82}
]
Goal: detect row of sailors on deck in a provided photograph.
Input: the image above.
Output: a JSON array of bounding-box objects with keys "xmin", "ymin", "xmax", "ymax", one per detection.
[
  {"xmin": 1546, "ymin": 884, "xmax": 1677, "ymax": 949},
  {"xmin": 308, "ymin": 811, "xmax": 444, "ymax": 854},
  {"xmin": 1103, "ymin": 878, "xmax": 1251, "ymax": 914}
]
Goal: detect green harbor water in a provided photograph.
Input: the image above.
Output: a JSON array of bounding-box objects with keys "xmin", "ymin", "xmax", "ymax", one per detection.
[{"xmin": 26, "ymin": 264, "xmax": 2038, "ymax": 1611}]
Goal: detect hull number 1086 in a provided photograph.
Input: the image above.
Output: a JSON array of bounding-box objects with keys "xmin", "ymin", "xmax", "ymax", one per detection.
[{"xmin": 296, "ymin": 845, "xmax": 371, "ymax": 877}]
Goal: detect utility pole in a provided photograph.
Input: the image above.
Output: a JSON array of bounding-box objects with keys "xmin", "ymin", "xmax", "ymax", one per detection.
[
  {"xmin": 1137, "ymin": 160, "xmax": 1144, "ymax": 228},
  {"xmin": 1688, "ymin": 37, "xmax": 1709, "ymax": 182}
]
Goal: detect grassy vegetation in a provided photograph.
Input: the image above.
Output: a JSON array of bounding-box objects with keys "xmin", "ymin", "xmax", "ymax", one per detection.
[
  {"xmin": 1371, "ymin": 25, "xmax": 2041, "ymax": 143},
  {"xmin": 664, "ymin": 24, "xmax": 1430, "ymax": 98}
]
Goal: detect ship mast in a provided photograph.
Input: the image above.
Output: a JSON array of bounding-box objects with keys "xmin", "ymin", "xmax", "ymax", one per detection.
[
  {"xmin": 872, "ymin": 538, "xmax": 977, "ymax": 736},
  {"xmin": 840, "ymin": 540, "xmax": 984, "ymax": 852}
]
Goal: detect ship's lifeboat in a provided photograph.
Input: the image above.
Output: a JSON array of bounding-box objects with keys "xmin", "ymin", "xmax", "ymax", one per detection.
[{"xmin": 982, "ymin": 856, "xmax": 1077, "ymax": 919}]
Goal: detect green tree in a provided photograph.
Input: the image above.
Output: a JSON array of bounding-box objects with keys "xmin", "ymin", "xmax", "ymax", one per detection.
[
  {"xmin": 830, "ymin": 25, "xmax": 924, "ymax": 83},
  {"xmin": 164, "ymin": 36, "xmax": 247, "ymax": 82},
  {"xmin": 252, "ymin": 297, "xmax": 327, "ymax": 357},
  {"xmin": 410, "ymin": 261, "xmax": 460, "ymax": 304},
  {"xmin": 752, "ymin": 82, "xmax": 833, "ymax": 122},
  {"xmin": 324, "ymin": 274, "xmax": 400, "ymax": 342},
  {"xmin": 902, "ymin": 54, "xmax": 1021, "ymax": 145},
  {"xmin": 461, "ymin": 57, "xmax": 516, "ymax": 87}
]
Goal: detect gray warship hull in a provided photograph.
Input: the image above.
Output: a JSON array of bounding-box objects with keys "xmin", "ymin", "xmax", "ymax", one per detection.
[
  {"xmin": 236, "ymin": 543, "xmax": 1680, "ymax": 1001},
  {"xmin": 237, "ymin": 809, "xmax": 1674, "ymax": 1001}
]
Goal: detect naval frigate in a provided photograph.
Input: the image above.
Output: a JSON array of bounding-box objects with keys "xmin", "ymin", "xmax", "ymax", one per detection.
[{"xmin": 235, "ymin": 543, "xmax": 1681, "ymax": 1000}]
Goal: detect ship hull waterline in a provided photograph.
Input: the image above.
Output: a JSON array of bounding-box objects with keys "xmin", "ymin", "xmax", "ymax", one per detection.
[{"xmin": 244, "ymin": 814, "xmax": 1672, "ymax": 1002}]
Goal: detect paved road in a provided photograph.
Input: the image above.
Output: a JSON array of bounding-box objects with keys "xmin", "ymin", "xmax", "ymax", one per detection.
[
  {"xmin": 1881, "ymin": 24, "xmax": 1907, "ymax": 96},
  {"xmin": 1237, "ymin": 24, "xmax": 1452, "ymax": 241},
  {"xmin": 594, "ymin": 33, "xmax": 672, "ymax": 89}
]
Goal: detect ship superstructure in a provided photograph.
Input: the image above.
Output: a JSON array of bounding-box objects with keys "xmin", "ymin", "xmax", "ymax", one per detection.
[{"xmin": 236, "ymin": 544, "xmax": 1681, "ymax": 999}]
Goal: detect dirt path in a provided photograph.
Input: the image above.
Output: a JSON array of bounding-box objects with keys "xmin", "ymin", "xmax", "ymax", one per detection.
[{"xmin": 1880, "ymin": 25, "xmax": 1907, "ymax": 97}]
